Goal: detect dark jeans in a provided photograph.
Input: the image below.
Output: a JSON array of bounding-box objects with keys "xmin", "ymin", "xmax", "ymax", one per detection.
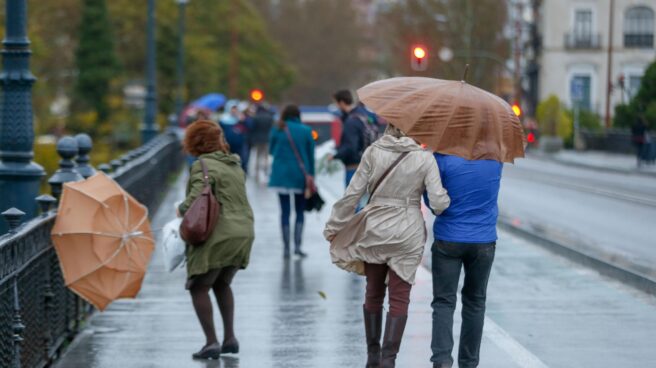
[
  {"xmin": 279, "ymin": 193, "xmax": 305, "ymax": 227},
  {"xmin": 431, "ymin": 240, "xmax": 495, "ymax": 368}
]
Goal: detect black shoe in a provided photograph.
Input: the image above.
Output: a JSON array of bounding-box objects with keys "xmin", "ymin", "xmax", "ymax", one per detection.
[
  {"xmin": 192, "ymin": 343, "xmax": 221, "ymax": 360},
  {"xmin": 294, "ymin": 249, "xmax": 308, "ymax": 258},
  {"xmin": 221, "ymin": 338, "xmax": 239, "ymax": 354},
  {"xmin": 364, "ymin": 306, "xmax": 383, "ymax": 368}
]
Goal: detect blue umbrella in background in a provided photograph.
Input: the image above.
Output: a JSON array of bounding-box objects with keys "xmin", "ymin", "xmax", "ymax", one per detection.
[{"xmin": 191, "ymin": 93, "xmax": 227, "ymax": 111}]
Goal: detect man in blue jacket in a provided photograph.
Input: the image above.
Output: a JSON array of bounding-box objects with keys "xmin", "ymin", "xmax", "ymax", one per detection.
[
  {"xmin": 428, "ymin": 153, "xmax": 503, "ymax": 368},
  {"xmin": 330, "ymin": 90, "xmax": 379, "ymax": 187}
]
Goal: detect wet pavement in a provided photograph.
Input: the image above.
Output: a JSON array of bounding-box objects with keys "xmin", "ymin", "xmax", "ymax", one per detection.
[{"xmin": 53, "ymin": 168, "xmax": 656, "ymax": 368}]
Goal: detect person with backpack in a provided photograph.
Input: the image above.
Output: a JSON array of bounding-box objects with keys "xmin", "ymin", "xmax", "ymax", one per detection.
[
  {"xmin": 330, "ymin": 90, "xmax": 381, "ymax": 187},
  {"xmin": 324, "ymin": 124, "xmax": 450, "ymax": 367},
  {"xmin": 269, "ymin": 105, "xmax": 316, "ymax": 259}
]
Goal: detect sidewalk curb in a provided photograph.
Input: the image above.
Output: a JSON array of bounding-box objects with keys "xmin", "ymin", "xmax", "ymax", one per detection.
[
  {"xmin": 497, "ymin": 217, "xmax": 656, "ymax": 296},
  {"xmin": 529, "ymin": 152, "xmax": 656, "ymax": 178}
]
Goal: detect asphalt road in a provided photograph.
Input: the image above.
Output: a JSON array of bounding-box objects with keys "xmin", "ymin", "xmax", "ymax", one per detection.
[{"xmin": 499, "ymin": 156, "xmax": 656, "ymax": 279}]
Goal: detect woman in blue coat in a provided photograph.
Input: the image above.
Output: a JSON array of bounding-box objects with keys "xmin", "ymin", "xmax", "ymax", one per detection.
[{"xmin": 269, "ymin": 105, "xmax": 315, "ymax": 259}]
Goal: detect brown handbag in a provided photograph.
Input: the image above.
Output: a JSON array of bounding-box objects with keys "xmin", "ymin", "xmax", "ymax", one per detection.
[{"xmin": 180, "ymin": 158, "xmax": 220, "ymax": 246}]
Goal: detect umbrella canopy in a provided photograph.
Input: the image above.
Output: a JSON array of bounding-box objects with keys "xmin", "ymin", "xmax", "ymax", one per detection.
[
  {"xmin": 357, "ymin": 77, "xmax": 525, "ymax": 163},
  {"xmin": 51, "ymin": 173, "xmax": 154, "ymax": 311},
  {"xmin": 191, "ymin": 93, "xmax": 227, "ymax": 111}
]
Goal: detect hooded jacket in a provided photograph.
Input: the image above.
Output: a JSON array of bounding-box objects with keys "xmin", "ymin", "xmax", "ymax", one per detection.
[{"xmin": 178, "ymin": 151, "xmax": 255, "ymax": 278}]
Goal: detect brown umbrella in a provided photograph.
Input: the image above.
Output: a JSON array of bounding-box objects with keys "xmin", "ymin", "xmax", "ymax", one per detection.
[
  {"xmin": 357, "ymin": 76, "xmax": 525, "ymax": 163},
  {"xmin": 51, "ymin": 173, "xmax": 154, "ymax": 311}
]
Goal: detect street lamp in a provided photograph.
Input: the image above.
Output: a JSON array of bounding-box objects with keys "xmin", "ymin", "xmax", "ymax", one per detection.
[
  {"xmin": 142, "ymin": 0, "xmax": 159, "ymax": 144},
  {"xmin": 174, "ymin": 0, "xmax": 190, "ymax": 126},
  {"xmin": 0, "ymin": 0, "xmax": 45, "ymax": 233}
]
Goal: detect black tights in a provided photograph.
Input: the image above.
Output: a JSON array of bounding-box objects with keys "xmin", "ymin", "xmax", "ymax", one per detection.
[{"xmin": 189, "ymin": 267, "xmax": 238, "ymax": 346}]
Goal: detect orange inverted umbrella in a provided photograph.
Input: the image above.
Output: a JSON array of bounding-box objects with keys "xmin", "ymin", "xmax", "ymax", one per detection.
[
  {"xmin": 357, "ymin": 76, "xmax": 525, "ymax": 163},
  {"xmin": 51, "ymin": 172, "xmax": 154, "ymax": 311}
]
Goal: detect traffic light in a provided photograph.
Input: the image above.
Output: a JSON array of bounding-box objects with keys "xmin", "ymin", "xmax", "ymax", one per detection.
[
  {"xmin": 526, "ymin": 132, "xmax": 536, "ymax": 144},
  {"xmin": 250, "ymin": 89, "xmax": 264, "ymax": 102},
  {"xmin": 411, "ymin": 45, "xmax": 428, "ymax": 71},
  {"xmin": 511, "ymin": 102, "xmax": 522, "ymax": 117}
]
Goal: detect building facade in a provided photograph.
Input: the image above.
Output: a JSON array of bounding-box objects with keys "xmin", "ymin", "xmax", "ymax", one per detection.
[{"xmin": 538, "ymin": 0, "xmax": 655, "ymax": 121}]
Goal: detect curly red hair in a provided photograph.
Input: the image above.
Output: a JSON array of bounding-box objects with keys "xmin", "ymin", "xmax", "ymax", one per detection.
[{"xmin": 183, "ymin": 120, "xmax": 231, "ymax": 157}]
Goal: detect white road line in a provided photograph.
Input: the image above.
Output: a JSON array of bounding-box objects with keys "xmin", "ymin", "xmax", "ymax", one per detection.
[{"xmin": 483, "ymin": 317, "xmax": 550, "ymax": 368}]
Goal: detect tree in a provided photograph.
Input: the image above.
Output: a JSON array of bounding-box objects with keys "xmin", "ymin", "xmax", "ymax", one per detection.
[
  {"xmin": 614, "ymin": 61, "xmax": 656, "ymax": 130},
  {"xmin": 379, "ymin": 0, "xmax": 510, "ymax": 93},
  {"xmin": 1, "ymin": 0, "xmax": 295, "ymax": 142},
  {"xmin": 73, "ymin": 0, "xmax": 119, "ymax": 130},
  {"xmin": 537, "ymin": 95, "xmax": 572, "ymax": 139},
  {"xmin": 182, "ymin": 0, "xmax": 295, "ymax": 102},
  {"xmin": 253, "ymin": 0, "xmax": 366, "ymax": 104}
]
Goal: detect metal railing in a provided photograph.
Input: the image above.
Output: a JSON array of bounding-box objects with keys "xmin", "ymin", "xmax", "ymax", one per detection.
[
  {"xmin": 0, "ymin": 132, "xmax": 183, "ymax": 368},
  {"xmin": 564, "ymin": 32, "xmax": 602, "ymax": 50},
  {"xmin": 624, "ymin": 33, "xmax": 654, "ymax": 49}
]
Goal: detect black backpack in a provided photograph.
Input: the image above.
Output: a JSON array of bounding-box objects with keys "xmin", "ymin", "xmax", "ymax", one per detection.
[{"xmin": 353, "ymin": 114, "xmax": 381, "ymax": 158}]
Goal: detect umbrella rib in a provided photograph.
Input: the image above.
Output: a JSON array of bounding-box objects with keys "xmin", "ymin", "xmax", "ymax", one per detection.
[
  {"xmin": 63, "ymin": 185, "xmax": 111, "ymax": 208},
  {"xmin": 434, "ymin": 83, "xmax": 465, "ymax": 151},
  {"xmin": 132, "ymin": 211, "xmax": 151, "ymax": 234},
  {"xmin": 66, "ymin": 238, "xmax": 127, "ymax": 285},
  {"xmin": 65, "ymin": 230, "xmax": 151, "ymax": 285},
  {"xmin": 53, "ymin": 231, "xmax": 125, "ymax": 238}
]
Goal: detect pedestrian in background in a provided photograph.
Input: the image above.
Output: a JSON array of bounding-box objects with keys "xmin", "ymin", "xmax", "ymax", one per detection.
[
  {"xmin": 325, "ymin": 125, "xmax": 450, "ymax": 368},
  {"xmin": 428, "ymin": 153, "xmax": 502, "ymax": 368},
  {"xmin": 220, "ymin": 103, "xmax": 249, "ymax": 172},
  {"xmin": 631, "ymin": 116, "xmax": 649, "ymax": 167},
  {"xmin": 330, "ymin": 90, "xmax": 380, "ymax": 187},
  {"xmin": 251, "ymin": 104, "xmax": 275, "ymax": 181},
  {"xmin": 269, "ymin": 105, "xmax": 316, "ymax": 259},
  {"xmin": 178, "ymin": 120, "xmax": 255, "ymax": 360}
]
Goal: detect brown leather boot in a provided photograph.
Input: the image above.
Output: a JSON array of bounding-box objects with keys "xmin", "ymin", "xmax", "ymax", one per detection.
[
  {"xmin": 380, "ymin": 313, "xmax": 407, "ymax": 368},
  {"xmin": 363, "ymin": 306, "xmax": 383, "ymax": 367}
]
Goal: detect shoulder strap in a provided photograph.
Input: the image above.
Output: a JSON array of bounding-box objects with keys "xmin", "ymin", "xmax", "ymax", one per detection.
[
  {"xmin": 197, "ymin": 158, "xmax": 210, "ymax": 186},
  {"xmin": 367, "ymin": 151, "xmax": 410, "ymax": 204},
  {"xmin": 283, "ymin": 127, "xmax": 309, "ymax": 177}
]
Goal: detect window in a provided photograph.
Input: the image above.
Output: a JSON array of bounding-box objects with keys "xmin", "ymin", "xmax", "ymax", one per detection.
[
  {"xmin": 574, "ymin": 9, "xmax": 593, "ymax": 42},
  {"xmin": 624, "ymin": 6, "xmax": 654, "ymax": 48},
  {"xmin": 570, "ymin": 75, "xmax": 592, "ymax": 111},
  {"xmin": 628, "ymin": 75, "xmax": 642, "ymax": 98}
]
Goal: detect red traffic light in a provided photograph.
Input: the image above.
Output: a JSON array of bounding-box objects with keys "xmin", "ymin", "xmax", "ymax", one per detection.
[
  {"xmin": 413, "ymin": 46, "xmax": 427, "ymax": 59},
  {"xmin": 250, "ymin": 89, "xmax": 264, "ymax": 102},
  {"xmin": 527, "ymin": 132, "xmax": 536, "ymax": 143},
  {"xmin": 512, "ymin": 103, "xmax": 522, "ymax": 117},
  {"xmin": 411, "ymin": 45, "xmax": 429, "ymax": 71}
]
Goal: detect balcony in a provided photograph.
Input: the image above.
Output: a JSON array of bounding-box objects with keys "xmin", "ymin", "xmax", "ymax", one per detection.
[
  {"xmin": 624, "ymin": 33, "xmax": 654, "ymax": 49},
  {"xmin": 564, "ymin": 33, "xmax": 602, "ymax": 50}
]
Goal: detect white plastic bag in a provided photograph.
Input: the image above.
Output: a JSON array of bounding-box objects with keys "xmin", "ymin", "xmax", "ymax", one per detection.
[{"xmin": 161, "ymin": 218, "xmax": 186, "ymax": 272}]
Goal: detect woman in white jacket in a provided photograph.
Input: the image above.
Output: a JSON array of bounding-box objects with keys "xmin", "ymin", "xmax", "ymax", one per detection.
[{"xmin": 325, "ymin": 124, "xmax": 450, "ymax": 368}]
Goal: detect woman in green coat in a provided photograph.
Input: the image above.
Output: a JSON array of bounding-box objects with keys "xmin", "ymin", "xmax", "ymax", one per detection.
[{"xmin": 178, "ymin": 120, "xmax": 255, "ymax": 360}]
